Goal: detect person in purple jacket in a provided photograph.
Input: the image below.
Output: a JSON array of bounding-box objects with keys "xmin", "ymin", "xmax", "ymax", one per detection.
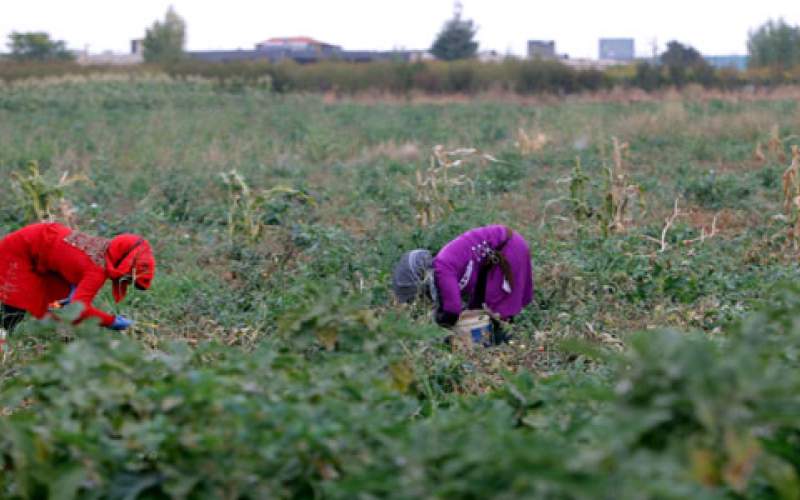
[{"xmin": 391, "ymin": 225, "xmax": 534, "ymax": 331}]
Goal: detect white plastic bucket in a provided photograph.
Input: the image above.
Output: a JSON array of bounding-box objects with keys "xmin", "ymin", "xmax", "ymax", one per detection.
[{"xmin": 453, "ymin": 311, "xmax": 494, "ymax": 347}]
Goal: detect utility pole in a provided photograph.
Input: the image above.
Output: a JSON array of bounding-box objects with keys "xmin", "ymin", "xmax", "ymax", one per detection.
[{"xmin": 650, "ymin": 38, "xmax": 658, "ymax": 63}]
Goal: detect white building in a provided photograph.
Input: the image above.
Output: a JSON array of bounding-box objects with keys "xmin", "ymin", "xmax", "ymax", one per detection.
[{"xmin": 76, "ymin": 39, "xmax": 144, "ymax": 66}]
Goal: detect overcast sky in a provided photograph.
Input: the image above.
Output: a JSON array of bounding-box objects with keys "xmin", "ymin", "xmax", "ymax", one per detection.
[{"xmin": 2, "ymin": 0, "xmax": 799, "ymax": 59}]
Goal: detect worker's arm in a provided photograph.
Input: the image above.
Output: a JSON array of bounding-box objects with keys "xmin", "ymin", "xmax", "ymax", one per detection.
[
  {"xmin": 71, "ymin": 269, "xmax": 116, "ymax": 327},
  {"xmin": 433, "ymin": 265, "xmax": 461, "ymax": 327}
]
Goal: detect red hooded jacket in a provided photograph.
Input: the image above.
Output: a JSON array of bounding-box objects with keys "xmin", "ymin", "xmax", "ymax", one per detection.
[{"xmin": 0, "ymin": 223, "xmax": 155, "ymax": 327}]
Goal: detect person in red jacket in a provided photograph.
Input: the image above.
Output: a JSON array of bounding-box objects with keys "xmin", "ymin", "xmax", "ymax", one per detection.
[{"xmin": 0, "ymin": 222, "xmax": 155, "ymax": 333}]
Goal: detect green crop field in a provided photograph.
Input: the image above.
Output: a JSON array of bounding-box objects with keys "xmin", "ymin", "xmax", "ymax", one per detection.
[{"xmin": 2, "ymin": 76, "xmax": 800, "ymax": 498}]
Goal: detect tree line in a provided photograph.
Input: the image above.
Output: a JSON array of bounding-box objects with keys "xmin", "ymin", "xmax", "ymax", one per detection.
[{"xmin": 4, "ymin": 7, "xmax": 800, "ymax": 73}]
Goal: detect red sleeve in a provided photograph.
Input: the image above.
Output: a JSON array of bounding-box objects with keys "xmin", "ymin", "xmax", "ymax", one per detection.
[{"xmin": 72, "ymin": 268, "xmax": 115, "ymax": 327}]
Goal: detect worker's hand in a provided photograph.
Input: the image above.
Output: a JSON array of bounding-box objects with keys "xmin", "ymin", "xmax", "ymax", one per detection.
[
  {"xmin": 434, "ymin": 309, "xmax": 459, "ymax": 327},
  {"xmin": 109, "ymin": 315, "xmax": 133, "ymax": 331}
]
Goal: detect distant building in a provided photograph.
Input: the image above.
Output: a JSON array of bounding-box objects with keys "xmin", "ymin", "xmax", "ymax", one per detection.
[
  {"xmin": 599, "ymin": 38, "xmax": 635, "ymax": 61},
  {"xmin": 184, "ymin": 49, "xmax": 275, "ymax": 63},
  {"xmin": 704, "ymin": 55, "xmax": 748, "ymax": 71},
  {"xmin": 188, "ymin": 37, "xmax": 425, "ymax": 64},
  {"xmin": 76, "ymin": 39, "xmax": 143, "ymax": 65},
  {"xmin": 255, "ymin": 36, "xmax": 342, "ymax": 57},
  {"xmin": 527, "ymin": 40, "xmax": 556, "ymax": 59},
  {"xmin": 131, "ymin": 39, "xmax": 143, "ymax": 56},
  {"xmin": 479, "ymin": 50, "xmax": 504, "ymax": 62},
  {"xmin": 562, "ymin": 58, "xmax": 628, "ymax": 70}
]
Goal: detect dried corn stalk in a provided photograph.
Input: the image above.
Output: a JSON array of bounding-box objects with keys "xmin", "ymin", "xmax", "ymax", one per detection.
[
  {"xmin": 220, "ymin": 169, "xmax": 314, "ymax": 242},
  {"xmin": 12, "ymin": 160, "xmax": 90, "ymax": 223},
  {"xmin": 782, "ymin": 145, "xmax": 800, "ymax": 211},
  {"xmin": 599, "ymin": 137, "xmax": 645, "ymax": 237},
  {"xmin": 769, "ymin": 124, "xmax": 788, "ymax": 163},
  {"xmin": 540, "ymin": 156, "xmax": 593, "ymax": 233},
  {"xmin": 781, "ymin": 145, "xmax": 800, "ymax": 249},
  {"xmin": 754, "ymin": 124, "xmax": 793, "ymax": 163},
  {"xmin": 569, "ymin": 156, "xmax": 592, "ymax": 223},
  {"xmin": 515, "ymin": 129, "xmax": 548, "ymax": 155},
  {"xmin": 412, "ymin": 145, "xmax": 498, "ymax": 227},
  {"xmin": 753, "ymin": 142, "xmax": 766, "ymax": 163},
  {"xmin": 57, "ymin": 199, "xmax": 79, "ymax": 227},
  {"xmin": 544, "ymin": 139, "xmax": 644, "ymax": 238},
  {"xmin": 643, "ymin": 198, "xmax": 719, "ymax": 253}
]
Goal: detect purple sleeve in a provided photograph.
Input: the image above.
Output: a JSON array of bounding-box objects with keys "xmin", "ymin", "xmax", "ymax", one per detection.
[{"xmin": 433, "ymin": 259, "xmax": 462, "ymax": 316}]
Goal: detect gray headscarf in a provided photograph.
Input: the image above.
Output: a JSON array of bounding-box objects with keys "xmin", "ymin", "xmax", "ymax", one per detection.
[{"xmin": 391, "ymin": 249, "xmax": 434, "ymax": 304}]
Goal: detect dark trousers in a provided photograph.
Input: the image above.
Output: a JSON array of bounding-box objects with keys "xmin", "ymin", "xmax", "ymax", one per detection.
[{"xmin": 1, "ymin": 303, "xmax": 26, "ymax": 333}]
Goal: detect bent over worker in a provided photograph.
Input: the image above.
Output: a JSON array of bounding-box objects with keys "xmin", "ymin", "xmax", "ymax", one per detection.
[
  {"xmin": 391, "ymin": 224, "xmax": 534, "ymax": 329},
  {"xmin": 0, "ymin": 222, "xmax": 155, "ymax": 334}
]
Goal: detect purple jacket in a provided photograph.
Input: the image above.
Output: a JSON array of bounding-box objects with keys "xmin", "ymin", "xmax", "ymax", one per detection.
[{"xmin": 433, "ymin": 225, "xmax": 534, "ymax": 320}]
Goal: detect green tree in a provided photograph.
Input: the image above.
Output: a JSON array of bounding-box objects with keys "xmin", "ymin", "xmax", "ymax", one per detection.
[
  {"xmin": 632, "ymin": 62, "xmax": 664, "ymax": 91},
  {"xmin": 7, "ymin": 31, "xmax": 73, "ymax": 62},
  {"xmin": 660, "ymin": 40, "xmax": 713, "ymax": 86},
  {"xmin": 143, "ymin": 6, "xmax": 186, "ymax": 64},
  {"xmin": 430, "ymin": 2, "xmax": 479, "ymax": 61},
  {"xmin": 660, "ymin": 40, "xmax": 705, "ymax": 68},
  {"xmin": 747, "ymin": 18, "xmax": 800, "ymax": 69}
]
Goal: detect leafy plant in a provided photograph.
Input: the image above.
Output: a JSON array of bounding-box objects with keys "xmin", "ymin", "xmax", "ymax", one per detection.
[
  {"xmin": 568, "ymin": 155, "xmax": 592, "ymax": 225},
  {"xmin": 10, "ymin": 160, "xmax": 89, "ymax": 223},
  {"xmin": 545, "ymin": 138, "xmax": 645, "ymax": 238},
  {"xmin": 410, "ymin": 145, "xmax": 497, "ymax": 227},
  {"xmin": 219, "ymin": 169, "xmax": 314, "ymax": 243},
  {"xmin": 684, "ymin": 170, "xmax": 753, "ymax": 209}
]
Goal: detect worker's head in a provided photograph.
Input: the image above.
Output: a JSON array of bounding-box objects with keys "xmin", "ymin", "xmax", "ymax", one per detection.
[
  {"xmin": 391, "ymin": 249, "xmax": 434, "ymax": 304},
  {"xmin": 106, "ymin": 234, "xmax": 156, "ymax": 303}
]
